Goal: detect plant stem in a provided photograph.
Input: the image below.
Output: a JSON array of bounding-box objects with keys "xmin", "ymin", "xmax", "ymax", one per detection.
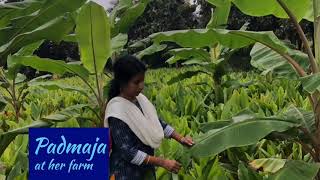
[
  {"xmin": 276, "ymin": 0, "xmax": 319, "ymax": 73},
  {"xmin": 89, "ymin": 5, "xmax": 103, "ymax": 115},
  {"xmin": 299, "ymin": 127, "xmax": 320, "ymax": 161},
  {"xmin": 11, "ymin": 76, "xmax": 19, "ymax": 121},
  {"xmin": 282, "ymin": 54, "xmax": 307, "ymax": 76},
  {"xmin": 314, "ymin": 0, "xmax": 320, "ymax": 68}
]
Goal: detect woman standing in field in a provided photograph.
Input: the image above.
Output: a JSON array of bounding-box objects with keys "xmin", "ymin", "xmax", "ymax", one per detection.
[{"xmin": 104, "ymin": 55, "xmax": 194, "ymax": 180}]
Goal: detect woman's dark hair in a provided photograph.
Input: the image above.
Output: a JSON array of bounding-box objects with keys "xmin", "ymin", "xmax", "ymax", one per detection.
[{"xmin": 108, "ymin": 55, "xmax": 147, "ymax": 100}]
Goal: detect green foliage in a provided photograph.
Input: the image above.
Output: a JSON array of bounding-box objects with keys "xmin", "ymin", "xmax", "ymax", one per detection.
[
  {"xmin": 190, "ymin": 114, "xmax": 300, "ymax": 157},
  {"xmin": 0, "ymin": 14, "xmax": 74, "ymax": 63},
  {"xmin": 0, "ymin": 0, "xmax": 86, "ymax": 65},
  {"xmin": 0, "ymin": 120, "xmax": 51, "ymax": 157},
  {"xmin": 267, "ymin": 160, "xmax": 320, "ymax": 180},
  {"xmin": 8, "ymin": 55, "xmax": 90, "ymax": 81},
  {"xmin": 166, "ymin": 48, "xmax": 211, "ymax": 65},
  {"xmin": 206, "ymin": 0, "xmax": 231, "ymax": 28},
  {"xmin": 207, "ymin": 0, "xmax": 312, "ymax": 22},
  {"xmin": 250, "ymin": 43, "xmax": 309, "ymax": 79},
  {"xmin": 0, "ymin": 0, "xmax": 42, "ymax": 28},
  {"xmin": 76, "ymin": 1, "xmax": 111, "ymax": 74},
  {"xmin": 111, "ymin": 0, "xmax": 150, "ymax": 37},
  {"xmin": 0, "ymin": 66, "xmax": 316, "ymax": 179},
  {"xmin": 1, "ymin": 0, "xmax": 320, "ymax": 179},
  {"xmin": 150, "ymin": 29, "xmax": 287, "ymax": 52}
]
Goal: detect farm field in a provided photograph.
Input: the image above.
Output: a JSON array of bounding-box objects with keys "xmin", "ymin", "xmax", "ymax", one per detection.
[{"xmin": 0, "ymin": 0, "xmax": 320, "ymax": 179}]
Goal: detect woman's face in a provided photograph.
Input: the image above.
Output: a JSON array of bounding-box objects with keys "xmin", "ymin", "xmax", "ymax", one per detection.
[{"xmin": 121, "ymin": 73, "xmax": 145, "ymax": 98}]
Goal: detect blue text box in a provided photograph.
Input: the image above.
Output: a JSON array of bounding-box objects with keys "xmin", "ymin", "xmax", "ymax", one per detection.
[{"xmin": 29, "ymin": 128, "xmax": 109, "ymax": 180}]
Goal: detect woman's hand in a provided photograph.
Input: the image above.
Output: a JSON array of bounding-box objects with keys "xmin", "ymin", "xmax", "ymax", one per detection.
[
  {"xmin": 161, "ymin": 159, "xmax": 181, "ymax": 174},
  {"xmin": 180, "ymin": 136, "xmax": 194, "ymax": 147},
  {"xmin": 146, "ymin": 156, "xmax": 181, "ymax": 174},
  {"xmin": 171, "ymin": 131, "xmax": 195, "ymax": 147}
]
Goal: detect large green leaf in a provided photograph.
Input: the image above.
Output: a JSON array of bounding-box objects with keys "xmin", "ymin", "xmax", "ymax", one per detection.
[
  {"xmin": 0, "ymin": 120, "xmax": 51, "ymax": 157},
  {"xmin": 304, "ymin": 0, "xmax": 316, "ymax": 21},
  {"xmin": 111, "ymin": 33, "xmax": 128, "ymax": 54},
  {"xmin": 8, "ymin": 55, "xmax": 90, "ymax": 81},
  {"xmin": 191, "ymin": 107, "xmax": 305, "ymax": 156},
  {"xmin": 282, "ymin": 106, "xmax": 315, "ymax": 134},
  {"xmin": 150, "ymin": 29, "xmax": 288, "ymax": 55},
  {"xmin": 42, "ymin": 104, "xmax": 89, "ymax": 122},
  {"xmin": 0, "ymin": 0, "xmax": 42, "ymax": 28},
  {"xmin": 199, "ymin": 120, "xmax": 232, "ymax": 133},
  {"xmin": 300, "ymin": 73, "xmax": 320, "ymax": 94},
  {"xmin": 14, "ymin": 40, "xmax": 44, "ymax": 56},
  {"xmin": 63, "ymin": 33, "xmax": 127, "ymax": 55},
  {"xmin": 250, "ymin": 43, "xmax": 309, "ymax": 79},
  {"xmin": 111, "ymin": 0, "xmax": 149, "ymax": 36},
  {"xmin": 0, "ymin": 0, "xmax": 86, "ymax": 46},
  {"xmin": 0, "ymin": 14, "xmax": 74, "ymax": 64},
  {"xmin": 315, "ymin": 0, "xmax": 320, "ymax": 18},
  {"xmin": 268, "ymin": 160, "xmax": 320, "ymax": 180},
  {"xmin": 206, "ymin": 0, "xmax": 228, "ymax": 6},
  {"xmin": 191, "ymin": 118, "xmax": 299, "ymax": 157},
  {"xmin": 28, "ymin": 81, "xmax": 89, "ymax": 97},
  {"xmin": 206, "ymin": 1, "xmax": 231, "ymax": 28},
  {"xmin": 135, "ymin": 43, "xmax": 167, "ymax": 59},
  {"xmin": 181, "ymin": 59, "xmax": 211, "ymax": 66},
  {"xmin": 166, "ymin": 48, "xmax": 211, "ymax": 64},
  {"xmin": 167, "ymin": 70, "xmax": 209, "ymax": 85},
  {"xmin": 76, "ymin": 1, "xmax": 111, "ymax": 74},
  {"xmin": 109, "ymin": 0, "xmax": 133, "ymax": 28},
  {"xmin": 191, "ymin": 106, "xmax": 312, "ymax": 157},
  {"xmin": 129, "ymin": 37, "xmax": 151, "ymax": 48},
  {"xmin": 62, "ymin": 34, "xmax": 77, "ymax": 42},
  {"xmin": 199, "ymin": 111, "xmax": 256, "ymax": 132},
  {"xmin": 200, "ymin": 110, "xmax": 261, "ymax": 133},
  {"xmin": 207, "ymin": 0, "xmax": 312, "ymax": 22}
]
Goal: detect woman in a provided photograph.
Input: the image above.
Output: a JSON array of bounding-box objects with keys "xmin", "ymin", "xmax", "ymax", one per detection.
[{"xmin": 104, "ymin": 55, "xmax": 194, "ymax": 180}]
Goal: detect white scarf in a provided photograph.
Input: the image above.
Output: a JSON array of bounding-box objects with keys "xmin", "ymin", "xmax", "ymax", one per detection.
[{"xmin": 104, "ymin": 93, "xmax": 164, "ymax": 149}]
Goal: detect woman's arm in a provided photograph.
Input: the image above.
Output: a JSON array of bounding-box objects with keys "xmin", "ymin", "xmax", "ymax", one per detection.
[
  {"xmin": 109, "ymin": 117, "xmax": 147, "ymax": 165},
  {"xmin": 159, "ymin": 118, "xmax": 194, "ymax": 147},
  {"xmin": 159, "ymin": 118, "xmax": 175, "ymax": 138},
  {"xmin": 110, "ymin": 117, "xmax": 182, "ymax": 173},
  {"xmin": 142, "ymin": 96, "xmax": 194, "ymax": 146}
]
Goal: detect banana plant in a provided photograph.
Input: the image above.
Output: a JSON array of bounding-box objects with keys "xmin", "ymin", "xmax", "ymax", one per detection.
[
  {"xmin": 0, "ymin": 1, "xmax": 150, "ymax": 178},
  {"xmin": 135, "ymin": 1, "xmax": 247, "ymax": 104},
  {"xmin": 0, "ymin": 0, "xmax": 151, "ymax": 160},
  {"xmin": 0, "ymin": 0, "xmax": 104, "ymax": 172},
  {"xmin": 7, "ymin": 1, "xmax": 110, "ymax": 126},
  {"xmin": 142, "ymin": 0, "xmax": 320, "ymax": 179},
  {"xmin": 9, "ymin": 0, "xmax": 150, "ymax": 126},
  {"xmin": 0, "ymin": 0, "xmax": 87, "ymax": 66}
]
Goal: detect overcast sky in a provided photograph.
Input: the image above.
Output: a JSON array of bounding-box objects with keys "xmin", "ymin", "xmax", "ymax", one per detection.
[
  {"xmin": 0, "ymin": 0, "xmax": 117, "ymax": 7},
  {"xmin": 92, "ymin": 0, "xmax": 117, "ymax": 10}
]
